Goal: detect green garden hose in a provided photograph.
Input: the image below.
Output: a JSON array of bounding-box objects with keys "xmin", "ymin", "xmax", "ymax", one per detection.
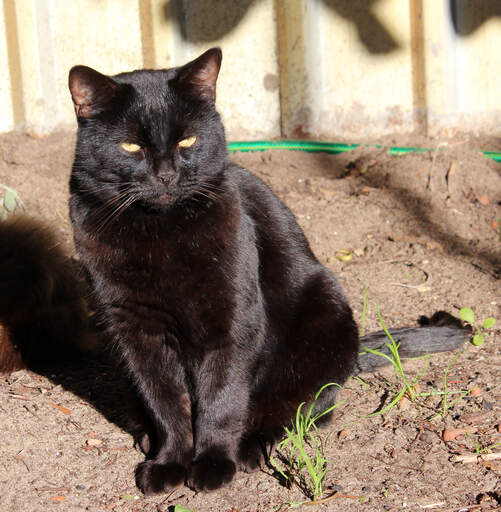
[{"xmin": 227, "ymin": 140, "xmax": 501, "ymax": 162}]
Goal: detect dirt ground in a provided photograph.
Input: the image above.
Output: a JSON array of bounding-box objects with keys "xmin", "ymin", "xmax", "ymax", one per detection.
[{"xmin": 0, "ymin": 131, "xmax": 499, "ymax": 512}]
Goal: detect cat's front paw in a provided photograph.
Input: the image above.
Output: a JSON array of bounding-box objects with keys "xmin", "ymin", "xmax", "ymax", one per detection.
[
  {"xmin": 135, "ymin": 460, "xmax": 186, "ymax": 495},
  {"xmin": 187, "ymin": 449, "xmax": 236, "ymax": 491}
]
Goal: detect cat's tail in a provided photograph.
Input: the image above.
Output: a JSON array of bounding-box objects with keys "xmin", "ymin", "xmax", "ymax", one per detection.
[
  {"xmin": 355, "ymin": 311, "xmax": 470, "ymax": 374},
  {"xmin": 0, "ymin": 216, "xmax": 98, "ymax": 373}
]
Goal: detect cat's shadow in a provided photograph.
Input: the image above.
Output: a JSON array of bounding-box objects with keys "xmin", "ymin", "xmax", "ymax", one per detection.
[{"xmin": 34, "ymin": 348, "xmax": 140, "ymax": 439}]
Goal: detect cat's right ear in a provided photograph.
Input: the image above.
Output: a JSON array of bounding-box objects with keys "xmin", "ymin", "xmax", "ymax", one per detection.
[{"xmin": 68, "ymin": 66, "xmax": 118, "ymax": 119}]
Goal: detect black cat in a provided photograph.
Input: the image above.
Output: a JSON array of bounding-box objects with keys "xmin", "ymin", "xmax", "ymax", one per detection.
[{"xmin": 67, "ymin": 48, "xmax": 467, "ymax": 494}]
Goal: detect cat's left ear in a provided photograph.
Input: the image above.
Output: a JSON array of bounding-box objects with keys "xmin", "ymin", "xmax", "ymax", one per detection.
[{"xmin": 175, "ymin": 47, "xmax": 222, "ymax": 102}]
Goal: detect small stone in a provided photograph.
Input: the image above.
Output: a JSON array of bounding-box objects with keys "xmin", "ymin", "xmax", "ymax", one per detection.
[
  {"xmin": 483, "ymin": 400, "xmax": 493, "ymax": 410},
  {"xmin": 398, "ymin": 396, "xmax": 410, "ymax": 410},
  {"xmin": 470, "ymin": 386, "xmax": 482, "ymax": 397},
  {"xmin": 460, "ymin": 412, "xmax": 487, "ymax": 424},
  {"xmin": 338, "ymin": 428, "xmax": 350, "ymax": 440},
  {"xmin": 86, "ymin": 438, "xmax": 103, "ymax": 447},
  {"xmin": 420, "ymin": 430, "xmax": 436, "ymax": 443}
]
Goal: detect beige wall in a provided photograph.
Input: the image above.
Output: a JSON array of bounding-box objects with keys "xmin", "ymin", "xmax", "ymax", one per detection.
[{"xmin": 1, "ymin": 0, "xmax": 500, "ymax": 138}]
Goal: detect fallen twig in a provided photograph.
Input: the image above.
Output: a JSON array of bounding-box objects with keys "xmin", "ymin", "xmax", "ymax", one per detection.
[
  {"xmin": 303, "ymin": 491, "xmax": 360, "ymax": 506},
  {"xmin": 450, "ymin": 452, "xmax": 501, "ymax": 464},
  {"xmin": 9, "ymin": 393, "xmax": 31, "ymax": 401},
  {"xmin": 419, "ymin": 502, "xmax": 446, "ymax": 509}
]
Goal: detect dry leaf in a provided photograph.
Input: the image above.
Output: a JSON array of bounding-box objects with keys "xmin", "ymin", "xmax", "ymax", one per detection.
[
  {"xmin": 335, "ymin": 250, "xmax": 352, "ymax": 262},
  {"xmin": 49, "ymin": 403, "xmax": 72, "ymax": 415},
  {"xmin": 442, "ymin": 428, "xmax": 459, "ymax": 441}
]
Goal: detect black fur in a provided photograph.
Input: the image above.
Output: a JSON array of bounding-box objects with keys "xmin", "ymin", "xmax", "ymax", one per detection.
[
  {"xmin": 0, "ymin": 217, "xmax": 95, "ymax": 373},
  {"xmin": 66, "ymin": 48, "xmax": 468, "ymax": 495}
]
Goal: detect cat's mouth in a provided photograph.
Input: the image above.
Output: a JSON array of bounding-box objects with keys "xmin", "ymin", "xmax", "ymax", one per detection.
[
  {"xmin": 138, "ymin": 189, "xmax": 178, "ymax": 211},
  {"xmin": 157, "ymin": 191, "xmax": 172, "ymax": 201}
]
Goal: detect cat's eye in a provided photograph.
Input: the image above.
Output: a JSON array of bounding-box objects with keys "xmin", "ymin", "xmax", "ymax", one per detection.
[
  {"xmin": 177, "ymin": 136, "xmax": 197, "ymax": 148},
  {"xmin": 120, "ymin": 142, "xmax": 142, "ymax": 153}
]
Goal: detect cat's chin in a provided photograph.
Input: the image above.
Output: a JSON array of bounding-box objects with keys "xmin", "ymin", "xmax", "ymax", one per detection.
[{"xmin": 138, "ymin": 192, "xmax": 177, "ymax": 212}]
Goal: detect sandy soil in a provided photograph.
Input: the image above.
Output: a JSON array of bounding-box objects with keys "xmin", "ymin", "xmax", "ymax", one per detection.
[{"xmin": 0, "ymin": 131, "xmax": 499, "ymax": 512}]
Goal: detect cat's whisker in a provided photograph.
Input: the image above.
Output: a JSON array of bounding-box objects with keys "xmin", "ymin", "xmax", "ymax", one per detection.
[
  {"xmin": 200, "ymin": 181, "xmax": 226, "ymax": 193},
  {"xmin": 80, "ymin": 182, "xmax": 137, "ymax": 196},
  {"xmin": 90, "ymin": 190, "xmax": 135, "ymax": 222},
  {"xmin": 94, "ymin": 198, "xmax": 132, "ymax": 233},
  {"xmin": 89, "ymin": 191, "xmax": 134, "ymax": 229},
  {"xmin": 94, "ymin": 192, "xmax": 139, "ymax": 233},
  {"xmin": 195, "ymin": 189, "xmax": 219, "ymax": 202},
  {"xmin": 112, "ymin": 193, "xmax": 138, "ymax": 222}
]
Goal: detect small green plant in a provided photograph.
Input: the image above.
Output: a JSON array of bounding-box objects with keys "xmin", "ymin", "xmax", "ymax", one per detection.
[
  {"xmin": 0, "ymin": 184, "xmax": 24, "ymax": 220},
  {"xmin": 475, "ymin": 441, "xmax": 501, "ymax": 455},
  {"xmin": 270, "ymin": 383, "xmax": 344, "ymax": 502},
  {"xmin": 173, "ymin": 506, "xmax": 195, "ymax": 512},
  {"xmin": 439, "ymin": 351, "xmax": 469, "ymax": 417},
  {"xmin": 459, "ymin": 307, "xmax": 496, "ymax": 346},
  {"xmin": 359, "ymin": 299, "xmax": 480, "ymax": 419},
  {"xmin": 359, "ymin": 303, "xmax": 422, "ymax": 415}
]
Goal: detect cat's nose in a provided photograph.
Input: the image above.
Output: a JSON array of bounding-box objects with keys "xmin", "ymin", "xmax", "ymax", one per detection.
[
  {"xmin": 158, "ymin": 173, "xmax": 171, "ymax": 184},
  {"xmin": 157, "ymin": 173, "xmax": 176, "ymax": 188},
  {"xmin": 155, "ymin": 161, "xmax": 176, "ymax": 186}
]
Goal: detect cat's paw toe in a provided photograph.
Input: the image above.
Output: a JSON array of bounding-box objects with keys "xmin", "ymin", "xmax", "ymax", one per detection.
[
  {"xmin": 135, "ymin": 461, "xmax": 186, "ymax": 495},
  {"xmin": 238, "ymin": 436, "xmax": 265, "ymax": 472},
  {"xmin": 133, "ymin": 432, "xmax": 151, "ymax": 455},
  {"xmin": 187, "ymin": 450, "xmax": 236, "ymax": 491}
]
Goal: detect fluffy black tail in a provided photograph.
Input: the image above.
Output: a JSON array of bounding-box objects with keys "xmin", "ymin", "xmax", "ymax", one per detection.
[
  {"xmin": 0, "ymin": 216, "xmax": 97, "ymax": 373},
  {"xmin": 355, "ymin": 312, "xmax": 470, "ymax": 374}
]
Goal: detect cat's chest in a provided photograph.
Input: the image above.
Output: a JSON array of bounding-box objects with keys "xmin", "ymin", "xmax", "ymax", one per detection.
[
  {"xmin": 74, "ymin": 211, "xmax": 241, "ymax": 347},
  {"xmin": 74, "ymin": 202, "xmax": 240, "ymax": 294}
]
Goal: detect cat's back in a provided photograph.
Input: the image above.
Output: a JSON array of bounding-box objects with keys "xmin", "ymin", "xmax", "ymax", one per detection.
[
  {"xmin": 225, "ymin": 163, "xmax": 342, "ymax": 309},
  {"xmin": 228, "ymin": 163, "xmax": 315, "ymax": 260}
]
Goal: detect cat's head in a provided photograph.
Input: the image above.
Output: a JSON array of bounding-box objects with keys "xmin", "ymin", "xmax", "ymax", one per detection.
[{"xmin": 68, "ymin": 48, "xmax": 227, "ymax": 212}]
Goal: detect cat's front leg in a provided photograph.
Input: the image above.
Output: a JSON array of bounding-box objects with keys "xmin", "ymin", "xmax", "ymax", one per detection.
[
  {"xmin": 187, "ymin": 353, "xmax": 249, "ymax": 491},
  {"xmin": 118, "ymin": 332, "xmax": 193, "ymax": 495}
]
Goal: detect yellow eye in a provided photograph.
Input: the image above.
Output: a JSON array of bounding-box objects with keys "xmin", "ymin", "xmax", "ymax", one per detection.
[
  {"xmin": 178, "ymin": 136, "xmax": 197, "ymax": 148},
  {"xmin": 120, "ymin": 142, "xmax": 142, "ymax": 153}
]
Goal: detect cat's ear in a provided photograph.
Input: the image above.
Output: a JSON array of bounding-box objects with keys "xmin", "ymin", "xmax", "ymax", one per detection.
[
  {"xmin": 68, "ymin": 66, "xmax": 119, "ymax": 119},
  {"xmin": 175, "ymin": 47, "xmax": 222, "ymax": 102}
]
